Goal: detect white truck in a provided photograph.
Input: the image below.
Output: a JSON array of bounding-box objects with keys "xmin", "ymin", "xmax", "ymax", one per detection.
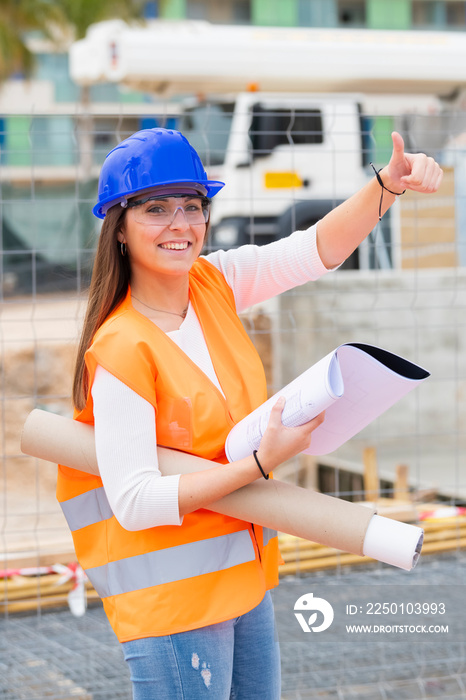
[
  {"xmin": 175, "ymin": 91, "xmax": 370, "ymax": 254},
  {"xmin": 70, "ymin": 20, "xmax": 466, "ymax": 265}
]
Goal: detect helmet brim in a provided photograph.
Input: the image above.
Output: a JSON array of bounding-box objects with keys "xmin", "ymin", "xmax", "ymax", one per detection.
[{"xmin": 93, "ymin": 179, "xmax": 225, "ymax": 219}]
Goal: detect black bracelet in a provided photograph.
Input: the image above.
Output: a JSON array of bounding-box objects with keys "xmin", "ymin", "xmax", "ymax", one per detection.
[
  {"xmin": 370, "ymin": 162, "xmax": 406, "ymax": 221},
  {"xmin": 253, "ymin": 450, "xmax": 269, "ymax": 480}
]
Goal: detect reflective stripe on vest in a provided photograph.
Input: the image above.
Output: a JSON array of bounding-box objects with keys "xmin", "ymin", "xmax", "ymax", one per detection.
[
  {"xmin": 60, "ymin": 487, "xmax": 258, "ymax": 598},
  {"xmin": 61, "ymin": 487, "xmax": 113, "ymax": 531},
  {"xmin": 60, "ymin": 487, "xmax": 276, "ymax": 547},
  {"xmin": 263, "ymin": 527, "xmax": 278, "ymax": 547},
  {"xmin": 86, "ymin": 530, "xmax": 256, "ymax": 598}
]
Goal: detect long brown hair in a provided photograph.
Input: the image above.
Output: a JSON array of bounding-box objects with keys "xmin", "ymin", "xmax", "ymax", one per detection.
[{"xmin": 73, "ymin": 205, "xmax": 129, "ymax": 410}]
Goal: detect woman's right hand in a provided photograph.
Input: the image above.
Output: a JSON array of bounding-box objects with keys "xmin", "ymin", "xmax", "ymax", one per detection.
[
  {"xmin": 177, "ymin": 396, "xmax": 324, "ymax": 515},
  {"xmin": 256, "ymin": 396, "xmax": 325, "ymax": 474}
]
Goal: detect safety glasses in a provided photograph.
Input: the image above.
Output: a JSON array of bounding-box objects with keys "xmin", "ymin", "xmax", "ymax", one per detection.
[{"xmin": 126, "ymin": 195, "xmax": 210, "ymax": 227}]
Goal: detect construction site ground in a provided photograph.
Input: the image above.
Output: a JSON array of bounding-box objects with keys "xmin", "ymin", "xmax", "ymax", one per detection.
[{"xmin": 1, "ymin": 551, "xmax": 466, "ymax": 700}]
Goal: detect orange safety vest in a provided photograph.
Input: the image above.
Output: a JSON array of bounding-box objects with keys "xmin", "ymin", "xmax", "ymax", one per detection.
[{"xmin": 57, "ymin": 257, "xmax": 282, "ymax": 642}]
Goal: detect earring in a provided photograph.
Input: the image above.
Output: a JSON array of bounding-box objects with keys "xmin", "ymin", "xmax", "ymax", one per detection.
[{"xmin": 120, "ymin": 242, "xmax": 127, "ymax": 257}]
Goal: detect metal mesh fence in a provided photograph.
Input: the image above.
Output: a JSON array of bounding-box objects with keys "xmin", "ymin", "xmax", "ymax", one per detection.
[{"xmin": 1, "ymin": 104, "xmax": 466, "ymax": 699}]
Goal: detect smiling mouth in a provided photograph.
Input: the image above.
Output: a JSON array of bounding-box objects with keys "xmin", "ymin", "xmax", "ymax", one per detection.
[{"xmin": 159, "ymin": 241, "xmax": 191, "ymax": 250}]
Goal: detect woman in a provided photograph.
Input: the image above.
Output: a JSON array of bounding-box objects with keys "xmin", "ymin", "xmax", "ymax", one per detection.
[{"xmin": 58, "ymin": 127, "xmax": 441, "ymax": 699}]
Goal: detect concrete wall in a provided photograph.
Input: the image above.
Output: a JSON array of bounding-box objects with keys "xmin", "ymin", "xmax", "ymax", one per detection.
[{"xmin": 276, "ymin": 268, "xmax": 466, "ymax": 498}]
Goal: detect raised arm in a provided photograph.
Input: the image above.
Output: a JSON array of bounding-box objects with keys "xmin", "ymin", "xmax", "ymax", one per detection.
[{"xmin": 316, "ymin": 131, "xmax": 443, "ymax": 270}]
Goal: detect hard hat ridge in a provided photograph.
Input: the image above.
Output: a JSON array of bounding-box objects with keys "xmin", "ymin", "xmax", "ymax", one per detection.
[{"xmin": 93, "ymin": 128, "xmax": 225, "ymax": 219}]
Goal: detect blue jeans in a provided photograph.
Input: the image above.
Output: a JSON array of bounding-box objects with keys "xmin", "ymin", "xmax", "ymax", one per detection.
[{"xmin": 122, "ymin": 591, "xmax": 281, "ymax": 699}]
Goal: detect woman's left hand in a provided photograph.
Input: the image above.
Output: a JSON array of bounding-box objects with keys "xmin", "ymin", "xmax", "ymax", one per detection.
[{"xmin": 382, "ymin": 131, "xmax": 443, "ymax": 195}]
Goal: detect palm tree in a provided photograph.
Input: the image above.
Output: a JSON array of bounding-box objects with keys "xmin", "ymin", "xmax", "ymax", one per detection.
[
  {"xmin": 56, "ymin": 0, "xmax": 143, "ymax": 40},
  {"xmin": 0, "ymin": 0, "xmax": 143, "ymax": 80},
  {"xmin": 0, "ymin": 0, "xmax": 145, "ymax": 179},
  {"xmin": 0, "ymin": 0, "xmax": 63, "ymax": 80}
]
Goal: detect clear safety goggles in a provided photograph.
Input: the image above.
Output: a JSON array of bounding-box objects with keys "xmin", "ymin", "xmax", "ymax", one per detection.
[{"xmin": 126, "ymin": 194, "xmax": 210, "ymax": 227}]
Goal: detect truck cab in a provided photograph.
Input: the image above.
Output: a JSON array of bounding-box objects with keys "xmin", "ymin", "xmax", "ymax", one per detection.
[
  {"xmin": 68, "ymin": 19, "xmax": 465, "ymax": 268},
  {"xmin": 179, "ymin": 92, "xmax": 372, "ymax": 252}
]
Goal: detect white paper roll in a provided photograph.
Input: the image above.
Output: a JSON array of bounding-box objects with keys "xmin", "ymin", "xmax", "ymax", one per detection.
[{"xmin": 363, "ymin": 514, "xmax": 424, "ymax": 571}]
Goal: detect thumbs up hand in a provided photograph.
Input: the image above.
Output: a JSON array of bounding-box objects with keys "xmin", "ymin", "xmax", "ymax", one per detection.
[{"xmin": 383, "ymin": 131, "xmax": 443, "ymax": 194}]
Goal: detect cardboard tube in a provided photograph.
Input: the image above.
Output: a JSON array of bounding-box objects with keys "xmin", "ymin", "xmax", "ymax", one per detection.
[{"xmin": 21, "ymin": 409, "xmax": 421, "ymax": 566}]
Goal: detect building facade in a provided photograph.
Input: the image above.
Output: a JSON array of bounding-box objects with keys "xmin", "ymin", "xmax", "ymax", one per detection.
[
  {"xmin": 159, "ymin": 0, "xmax": 466, "ymax": 30},
  {"xmin": 0, "ymin": 0, "xmax": 464, "ymax": 294}
]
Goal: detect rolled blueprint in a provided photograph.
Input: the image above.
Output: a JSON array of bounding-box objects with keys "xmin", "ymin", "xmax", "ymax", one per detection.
[
  {"xmin": 21, "ymin": 409, "xmax": 423, "ymax": 570},
  {"xmin": 225, "ymin": 343, "xmax": 430, "ymax": 461}
]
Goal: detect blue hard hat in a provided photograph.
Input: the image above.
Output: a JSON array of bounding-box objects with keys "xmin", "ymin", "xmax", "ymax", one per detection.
[{"xmin": 93, "ymin": 128, "xmax": 225, "ymax": 219}]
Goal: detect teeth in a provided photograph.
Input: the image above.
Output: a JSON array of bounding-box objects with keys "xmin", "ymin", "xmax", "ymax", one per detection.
[{"xmin": 160, "ymin": 242, "xmax": 189, "ymax": 250}]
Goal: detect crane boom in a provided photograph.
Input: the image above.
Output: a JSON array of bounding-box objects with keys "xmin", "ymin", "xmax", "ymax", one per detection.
[{"xmin": 70, "ymin": 19, "xmax": 466, "ymax": 96}]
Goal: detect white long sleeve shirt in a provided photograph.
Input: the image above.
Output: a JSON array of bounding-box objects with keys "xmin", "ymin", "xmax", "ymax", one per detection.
[{"xmin": 91, "ymin": 225, "xmax": 332, "ymax": 530}]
